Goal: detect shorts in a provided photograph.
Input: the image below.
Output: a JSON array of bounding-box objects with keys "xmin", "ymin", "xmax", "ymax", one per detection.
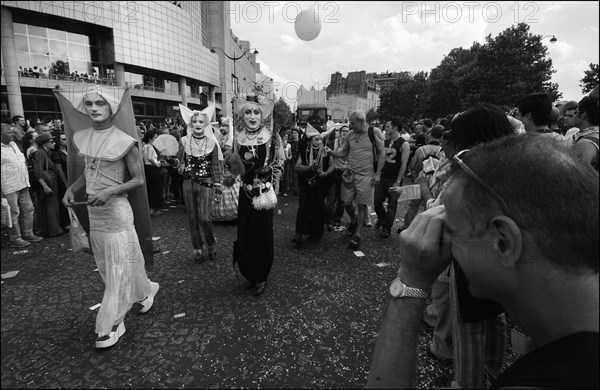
[{"xmin": 341, "ymin": 171, "xmax": 374, "ymax": 206}]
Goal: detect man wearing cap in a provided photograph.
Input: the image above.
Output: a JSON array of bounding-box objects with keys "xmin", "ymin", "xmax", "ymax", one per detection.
[
  {"xmin": 325, "ymin": 110, "xmax": 385, "ymax": 249},
  {"xmin": 1, "ymin": 123, "xmax": 43, "ymax": 247}
]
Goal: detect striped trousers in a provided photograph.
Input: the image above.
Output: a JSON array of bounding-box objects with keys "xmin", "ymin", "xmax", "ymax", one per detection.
[{"xmin": 182, "ymin": 179, "xmax": 216, "ymax": 251}]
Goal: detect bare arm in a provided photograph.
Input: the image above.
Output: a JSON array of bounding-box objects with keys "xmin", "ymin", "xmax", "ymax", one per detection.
[
  {"xmin": 374, "ymin": 129, "xmax": 386, "ymax": 181},
  {"xmin": 367, "ymin": 207, "xmax": 452, "ymax": 388},
  {"xmin": 396, "ymin": 142, "xmax": 410, "ymax": 185},
  {"xmin": 87, "ymin": 146, "xmax": 144, "ymax": 206},
  {"xmin": 327, "ymin": 137, "xmax": 350, "ymax": 159},
  {"xmin": 63, "ymin": 173, "xmax": 87, "ymax": 207},
  {"xmin": 367, "ymin": 295, "xmax": 427, "ymax": 388},
  {"xmin": 572, "ymin": 139, "xmax": 598, "ymax": 167}
]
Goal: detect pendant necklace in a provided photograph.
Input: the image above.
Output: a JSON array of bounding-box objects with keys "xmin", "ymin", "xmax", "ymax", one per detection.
[
  {"xmin": 191, "ymin": 134, "xmax": 207, "ymax": 156},
  {"xmin": 354, "ymin": 131, "xmax": 364, "ymax": 143},
  {"xmin": 244, "ymin": 145, "xmax": 257, "ymax": 161},
  {"xmin": 244, "ymin": 129, "xmax": 260, "ymax": 160},
  {"xmin": 85, "ymin": 127, "xmax": 115, "ymax": 182}
]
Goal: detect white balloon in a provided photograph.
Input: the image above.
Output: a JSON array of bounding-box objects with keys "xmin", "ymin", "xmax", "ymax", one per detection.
[{"xmin": 294, "ymin": 9, "xmax": 321, "ymax": 42}]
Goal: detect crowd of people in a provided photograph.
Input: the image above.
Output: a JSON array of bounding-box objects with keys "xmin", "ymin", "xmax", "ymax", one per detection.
[
  {"xmin": 18, "ymin": 66, "xmax": 115, "ymax": 85},
  {"xmin": 1, "ymin": 85, "xmax": 598, "ymax": 387}
]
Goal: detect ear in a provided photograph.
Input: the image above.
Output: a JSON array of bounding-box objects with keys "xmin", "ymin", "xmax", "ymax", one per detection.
[{"xmin": 489, "ymin": 216, "xmax": 522, "ymax": 269}]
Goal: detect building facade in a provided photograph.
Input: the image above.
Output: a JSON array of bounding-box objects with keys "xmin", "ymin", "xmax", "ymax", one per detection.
[
  {"xmin": 1, "ymin": 1, "xmax": 260, "ymax": 123},
  {"xmin": 325, "ymin": 71, "xmax": 380, "ymax": 121}
]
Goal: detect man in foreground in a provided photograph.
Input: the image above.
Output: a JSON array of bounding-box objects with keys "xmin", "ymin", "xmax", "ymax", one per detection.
[{"xmin": 367, "ymin": 134, "xmax": 598, "ymax": 388}]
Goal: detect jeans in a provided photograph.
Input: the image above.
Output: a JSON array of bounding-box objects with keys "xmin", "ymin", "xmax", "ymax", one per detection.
[
  {"xmin": 4, "ymin": 187, "xmax": 35, "ymax": 240},
  {"xmin": 326, "ymin": 169, "xmax": 345, "ymax": 225},
  {"xmin": 373, "ymin": 178, "xmax": 399, "ymax": 232}
]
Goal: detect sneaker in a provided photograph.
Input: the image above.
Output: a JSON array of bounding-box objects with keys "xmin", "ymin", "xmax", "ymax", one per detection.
[
  {"xmin": 96, "ymin": 322, "xmax": 126, "ymax": 349},
  {"xmin": 11, "ymin": 238, "xmax": 31, "ymax": 247},
  {"xmin": 22, "ymin": 234, "xmax": 43, "ymax": 242},
  {"xmin": 139, "ymin": 281, "xmax": 160, "ymax": 313}
]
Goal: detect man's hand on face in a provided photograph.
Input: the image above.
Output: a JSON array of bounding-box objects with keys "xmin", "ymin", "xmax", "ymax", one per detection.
[{"xmin": 398, "ymin": 205, "xmax": 453, "ymax": 289}]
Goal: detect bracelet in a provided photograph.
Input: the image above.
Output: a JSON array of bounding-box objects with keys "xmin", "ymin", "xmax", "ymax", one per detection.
[{"xmin": 426, "ymin": 198, "xmax": 436, "ymax": 209}]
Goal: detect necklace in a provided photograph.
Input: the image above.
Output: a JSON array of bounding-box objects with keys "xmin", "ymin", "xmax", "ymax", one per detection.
[
  {"xmin": 354, "ymin": 131, "xmax": 364, "ymax": 143},
  {"xmin": 191, "ymin": 135, "xmax": 208, "ymax": 156},
  {"xmin": 85, "ymin": 127, "xmax": 115, "ymax": 182},
  {"xmin": 246, "ymin": 130, "xmax": 260, "ymax": 141},
  {"xmin": 244, "ymin": 145, "xmax": 257, "ymax": 161}
]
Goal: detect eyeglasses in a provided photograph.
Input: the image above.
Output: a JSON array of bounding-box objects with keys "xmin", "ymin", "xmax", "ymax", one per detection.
[{"xmin": 453, "ymin": 149, "xmax": 511, "ymax": 216}]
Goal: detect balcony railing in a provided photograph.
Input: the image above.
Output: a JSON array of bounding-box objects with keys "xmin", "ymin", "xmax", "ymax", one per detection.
[{"xmin": 18, "ymin": 72, "xmax": 117, "ymax": 86}]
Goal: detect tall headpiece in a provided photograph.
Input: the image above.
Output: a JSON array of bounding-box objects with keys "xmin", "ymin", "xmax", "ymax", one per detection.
[{"xmin": 233, "ymin": 95, "xmax": 274, "ymax": 119}]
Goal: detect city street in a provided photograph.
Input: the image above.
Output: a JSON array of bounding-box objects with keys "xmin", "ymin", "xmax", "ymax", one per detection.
[{"xmin": 0, "ymin": 194, "xmax": 462, "ymax": 388}]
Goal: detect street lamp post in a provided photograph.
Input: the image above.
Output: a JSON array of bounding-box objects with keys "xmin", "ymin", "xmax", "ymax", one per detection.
[
  {"xmin": 211, "ymin": 46, "xmax": 259, "ymax": 95},
  {"xmin": 211, "ymin": 46, "xmax": 258, "ymax": 117},
  {"xmin": 541, "ymin": 35, "xmax": 558, "ymax": 43}
]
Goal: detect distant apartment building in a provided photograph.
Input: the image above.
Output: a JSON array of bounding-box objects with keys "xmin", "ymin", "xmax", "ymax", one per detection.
[
  {"xmin": 366, "ymin": 71, "xmax": 407, "ymax": 93},
  {"xmin": 325, "ymin": 71, "xmax": 379, "ymax": 121}
]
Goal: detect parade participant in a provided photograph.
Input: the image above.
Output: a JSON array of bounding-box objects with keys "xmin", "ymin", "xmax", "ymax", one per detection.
[
  {"xmin": 177, "ymin": 103, "xmax": 223, "ymax": 263},
  {"xmin": 58, "ymin": 86, "xmax": 158, "ymax": 349},
  {"xmin": 292, "ymin": 124, "xmax": 333, "ymax": 245},
  {"xmin": 232, "ymin": 95, "xmax": 284, "ymax": 296}
]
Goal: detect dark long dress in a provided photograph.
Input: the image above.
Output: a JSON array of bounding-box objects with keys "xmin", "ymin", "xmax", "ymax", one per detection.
[
  {"xmin": 51, "ymin": 149, "xmax": 69, "ymax": 229},
  {"xmin": 234, "ymin": 140, "xmax": 274, "ymax": 284},
  {"xmin": 32, "ymin": 148, "xmax": 63, "ymax": 237},
  {"xmin": 295, "ymin": 143, "xmax": 330, "ymax": 240}
]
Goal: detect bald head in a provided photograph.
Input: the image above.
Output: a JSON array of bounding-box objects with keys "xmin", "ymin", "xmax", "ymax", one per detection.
[{"xmin": 349, "ymin": 110, "xmax": 367, "ymax": 132}]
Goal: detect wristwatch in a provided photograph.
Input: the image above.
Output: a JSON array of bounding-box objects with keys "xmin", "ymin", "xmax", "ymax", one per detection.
[{"xmin": 389, "ymin": 278, "xmax": 430, "ymax": 299}]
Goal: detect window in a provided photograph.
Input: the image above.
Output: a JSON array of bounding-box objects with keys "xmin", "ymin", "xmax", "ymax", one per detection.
[{"xmin": 14, "ymin": 23, "xmax": 91, "ymax": 78}]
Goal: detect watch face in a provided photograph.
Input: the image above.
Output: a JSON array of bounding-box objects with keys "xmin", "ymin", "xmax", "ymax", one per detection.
[{"xmin": 389, "ymin": 279, "xmax": 404, "ymax": 297}]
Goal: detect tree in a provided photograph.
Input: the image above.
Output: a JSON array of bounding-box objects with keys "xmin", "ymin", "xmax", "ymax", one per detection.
[
  {"xmin": 422, "ymin": 23, "xmax": 560, "ymax": 117},
  {"xmin": 580, "ymin": 63, "xmax": 599, "ymax": 94},
  {"xmin": 51, "ymin": 59, "xmax": 69, "ymax": 76},
  {"xmin": 272, "ymin": 97, "xmax": 293, "ymax": 133},
  {"xmin": 366, "ymin": 108, "xmax": 379, "ymax": 123}
]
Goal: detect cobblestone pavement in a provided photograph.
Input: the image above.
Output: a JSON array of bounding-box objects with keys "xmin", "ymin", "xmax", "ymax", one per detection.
[{"xmin": 2, "ymin": 194, "xmax": 462, "ymax": 388}]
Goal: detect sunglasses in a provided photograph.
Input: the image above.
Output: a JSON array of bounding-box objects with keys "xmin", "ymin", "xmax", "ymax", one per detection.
[{"xmin": 453, "ymin": 149, "xmax": 511, "ymax": 216}]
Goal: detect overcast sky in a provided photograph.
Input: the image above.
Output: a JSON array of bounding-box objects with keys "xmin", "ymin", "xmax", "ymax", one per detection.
[{"xmin": 230, "ymin": 1, "xmax": 599, "ymax": 107}]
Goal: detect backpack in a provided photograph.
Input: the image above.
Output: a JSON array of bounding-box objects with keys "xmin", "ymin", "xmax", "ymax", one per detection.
[
  {"xmin": 419, "ymin": 146, "xmax": 443, "ymax": 176},
  {"xmin": 367, "ymin": 126, "xmax": 378, "ymax": 172}
]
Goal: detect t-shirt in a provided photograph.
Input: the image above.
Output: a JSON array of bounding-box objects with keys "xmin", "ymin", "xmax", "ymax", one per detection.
[
  {"xmin": 492, "ymin": 331, "xmax": 599, "ymax": 388},
  {"xmin": 381, "ymin": 137, "xmax": 406, "ymax": 180}
]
